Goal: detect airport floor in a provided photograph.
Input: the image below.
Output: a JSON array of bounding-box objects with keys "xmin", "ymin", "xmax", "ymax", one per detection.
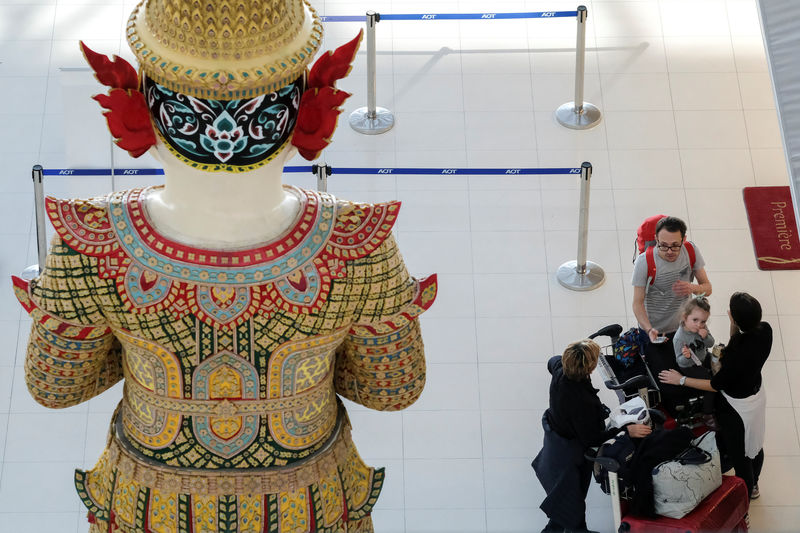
[{"xmin": 1, "ymin": 0, "xmax": 799, "ymax": 531}]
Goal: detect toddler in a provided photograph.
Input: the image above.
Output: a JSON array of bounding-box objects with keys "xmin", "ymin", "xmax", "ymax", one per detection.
[{"xmin": 673, "ymin": 296, "xmax": 717, "ymax": 428}]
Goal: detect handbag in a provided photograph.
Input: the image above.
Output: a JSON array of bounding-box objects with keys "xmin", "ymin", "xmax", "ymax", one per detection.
[{"xmin": 651, "ymin": 431, "xmax": 722, "ymax": 519}]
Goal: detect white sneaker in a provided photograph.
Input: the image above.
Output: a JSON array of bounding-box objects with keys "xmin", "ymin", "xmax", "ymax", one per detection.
[{"xmin": 751, "ymin": 485, "xmax": 760, "ymax": 500}]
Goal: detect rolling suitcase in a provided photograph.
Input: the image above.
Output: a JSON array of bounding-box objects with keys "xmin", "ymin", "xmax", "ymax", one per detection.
[{"xmin": 618, "ymin": 475, "xmax": 749, "ymax": 532}]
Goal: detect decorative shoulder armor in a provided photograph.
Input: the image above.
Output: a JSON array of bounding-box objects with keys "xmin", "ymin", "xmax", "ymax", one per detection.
[
  {"xmin": 41, "ymin": 191, "xmax": 404, "ymax": 328},
  {"xmin": 46, "ymin": 196, "xmax": 117, "ymax": 259},
  {"xmin": 329, "ymin": 199, "xmax": 401, "ymax": 260}
]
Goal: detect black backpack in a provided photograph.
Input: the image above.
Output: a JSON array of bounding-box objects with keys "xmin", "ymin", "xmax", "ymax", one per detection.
[{"xmin": 592, "ymin": 430, "xmax": 636, "ymax": 498}]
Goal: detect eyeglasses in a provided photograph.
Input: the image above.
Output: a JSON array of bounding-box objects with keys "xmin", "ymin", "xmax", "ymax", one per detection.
[{"xmin": 656, "ymin": 243, "xmax": 683, "ymax": 252}]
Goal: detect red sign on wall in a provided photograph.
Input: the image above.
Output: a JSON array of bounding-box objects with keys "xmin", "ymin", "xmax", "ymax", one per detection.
[{"xmin": 743, "ymin": 186, "xmax": 800, "ymax": 270}]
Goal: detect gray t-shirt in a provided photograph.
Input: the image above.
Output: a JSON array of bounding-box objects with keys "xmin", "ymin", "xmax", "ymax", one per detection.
[
  {"xmin": 673, "ymin": 324, "xmax": 715, "ymax": 369},
  {"xmin": 631, "ymin": 242, "xmax": 705, "ymax": 334}
]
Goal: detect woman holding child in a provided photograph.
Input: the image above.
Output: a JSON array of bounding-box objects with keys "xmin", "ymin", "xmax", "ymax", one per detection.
[{"xmin": 659, "ymin": 292, "xmax": 772, "ymax": 500}]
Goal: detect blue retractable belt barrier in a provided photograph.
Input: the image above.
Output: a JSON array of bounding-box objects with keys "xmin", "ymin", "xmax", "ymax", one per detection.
[
  {"xmin": 43, "ymin": 167, "xmax": 581, "ymax": 176},
  {"xmin": 319, "ymin": 11, "xmax": 577, "ymax": 22},
  {"xmin": 319, "ymin": 15, "xmax": 366, "ymax": 22},
  {"xmin": 43, "ymin": 168, "xmax": 165, "ymax": 176},
  {"xmin": 43, "ymin": 168, "xmax": 316, "ymax": 176},
  {"xmin": 379, "ymin": 11, "xmax": 578, "ymax": 20},
  {"xmin": 329, "ymin": 167, "xmax": 581, "ymax": 175}
]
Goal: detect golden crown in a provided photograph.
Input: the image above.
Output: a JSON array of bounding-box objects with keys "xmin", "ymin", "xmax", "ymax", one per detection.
[{"xmin": 127, "ymin": 0, "xmax": 323, "ymax": 100}]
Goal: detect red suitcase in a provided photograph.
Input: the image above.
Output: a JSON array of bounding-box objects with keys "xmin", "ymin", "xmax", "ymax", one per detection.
[{"xmin": 618, "ymin": 475, "xmax": 749, "ymax": 532}]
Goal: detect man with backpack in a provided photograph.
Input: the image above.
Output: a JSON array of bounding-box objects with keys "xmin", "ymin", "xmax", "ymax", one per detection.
[{"xmin": 631, "ymin": 216, "xmax": 712, "ymax": 407}]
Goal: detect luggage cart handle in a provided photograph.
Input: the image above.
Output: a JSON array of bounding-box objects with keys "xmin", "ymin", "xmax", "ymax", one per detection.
[
  {"xmin": 585, "ymin": 448, "xmax": 621, "ymax": 472},
  {"xmin": 589, "ymin": 455, "xmax": 622, "ymax": 472},
  {"xmin": 603, "ymin": 374, "xmax": 650, "ymax": 391},
  {"xmin": 589, "ymin": 324, "xmax": 623, "ymax": 341}
]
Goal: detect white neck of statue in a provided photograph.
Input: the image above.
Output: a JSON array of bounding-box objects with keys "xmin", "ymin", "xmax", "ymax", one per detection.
[{"xmin": 144, "ymin": 139, "xmax": 301, "ymax": 249}]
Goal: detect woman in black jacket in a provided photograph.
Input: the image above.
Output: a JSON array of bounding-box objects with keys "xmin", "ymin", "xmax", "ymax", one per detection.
[{"xmin": 534, "ymin": 339, "xmax": 651, "ymax": 533}]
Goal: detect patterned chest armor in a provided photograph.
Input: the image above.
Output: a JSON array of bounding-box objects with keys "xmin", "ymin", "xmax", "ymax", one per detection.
[{"xmin": 13, "ymin": 186, "xmax": 436, "ymax": 533}]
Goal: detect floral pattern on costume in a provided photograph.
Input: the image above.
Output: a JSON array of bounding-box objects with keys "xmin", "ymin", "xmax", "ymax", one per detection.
[{"xmin": 146, "ymin": 76, "xmax": 302, "ymax": 172}]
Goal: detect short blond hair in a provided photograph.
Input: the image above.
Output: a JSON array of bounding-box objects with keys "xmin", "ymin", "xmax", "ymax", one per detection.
[{"xmin": 562, "ymin": 339, "xmax": 600, "ymax": 381}]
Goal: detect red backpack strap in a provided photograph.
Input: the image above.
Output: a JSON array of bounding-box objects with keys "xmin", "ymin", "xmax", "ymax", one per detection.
[
  {"xmin": 645, "ymin": 242, "xmax": 695, "ymax": 285},
  {"xmin": 645, "ymin": 246, "xmax": 656, "ymax": 285},
  {"xmin": 684, "ymin": 241, "xmax": 696, "ymax": 270}
]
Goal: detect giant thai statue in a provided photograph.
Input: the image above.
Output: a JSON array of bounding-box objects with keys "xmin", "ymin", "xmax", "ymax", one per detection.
[{"xmin": 12, "ymin": 1, "xmax": 436, "ymax": 531}]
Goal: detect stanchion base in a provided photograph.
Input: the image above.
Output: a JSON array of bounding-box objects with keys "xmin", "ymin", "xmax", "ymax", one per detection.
[
  {"xmin": 20, "ymin": 264, "xmax": 40, "ymax": 281},
  {"xmin": 555, "ymin": 102, "xmax": 602, "ymax": 130},
  {"xmin": 556, "ymin": 260, "xmax": 606, "ymax": 291},
  {"xmin": 349, "ymin": 107, "xmax": 395, "ymax": 135}
]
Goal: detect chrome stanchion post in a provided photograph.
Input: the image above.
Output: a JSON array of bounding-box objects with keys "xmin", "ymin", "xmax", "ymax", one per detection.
[
  {"xmin": 366, "ymin": 11, "xmax": 377, "ymax": 115},
  {"xmin": 313, "ymin": 163, "xmax": 332, "ymax": 192},
  {"xmin": 556, "ymin": 6, "xmax": 602, "ymax": 130},
  {"xmin": 21, "ymin": 165, "xmax": 47, "ymax": 280},
  {"xmin": 349, "ymin": 11, "xmax": 395, "ymax": 134},
  {"xmin": 556, "ymin": 162, "xmax": 606, "ymax": 291}
]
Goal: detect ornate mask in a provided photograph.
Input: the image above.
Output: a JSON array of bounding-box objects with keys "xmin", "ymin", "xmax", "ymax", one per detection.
[
  {"xmin": 81, "ymin": 0, "xmax": 362, "ymax": 168},
  {"xmin": 145, "ymin": 76, "xmax": 302, "ymax": 172}
]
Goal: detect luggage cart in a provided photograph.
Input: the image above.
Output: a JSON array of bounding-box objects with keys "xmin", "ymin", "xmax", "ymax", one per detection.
[
  {"xmin": 591, "ymin": 456, "xmax": 749, "ymax": 533},
  {"xmin": 585, "ymin": 325, "xmax": 749, "ymax": 532}
]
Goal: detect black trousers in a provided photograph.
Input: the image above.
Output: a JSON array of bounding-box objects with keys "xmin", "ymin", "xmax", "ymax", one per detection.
[
  {"xmin": 681, "ymin": 364, "xmax": 716, "ymax": 414},
  {"xmin": 736, "ymin": 449, "xmax": 765, "ymax": 497},
  {"xmin": 715, "ymin": 394, "xmax": 765, "ymax": 496},
  {"xmin": 543, "ymin": 462, "xmax": 592, "ymax": 532},
  {"xmin": 534, "ymin": 414, "xmax": 593, "ymax": 531}
]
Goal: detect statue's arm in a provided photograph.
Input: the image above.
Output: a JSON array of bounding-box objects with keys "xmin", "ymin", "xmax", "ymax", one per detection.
[
  {"xmin": 13, "ymin": 238, "xmax": 122, "ymax": 409},
  {"xmin": 334, "ymin": 235, "xmax": 437, "ymax": 411}
]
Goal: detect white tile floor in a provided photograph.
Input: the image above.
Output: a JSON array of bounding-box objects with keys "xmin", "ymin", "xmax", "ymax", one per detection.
[{"xmin": 1, "ymin": 0, "xmax": 799, "ymax": 531}]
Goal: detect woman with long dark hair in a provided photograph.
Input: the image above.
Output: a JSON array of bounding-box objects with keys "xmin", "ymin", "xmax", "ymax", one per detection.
[{"xmin": 660, "ymin": 292, "xmax": 771, "ymax": 499}]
